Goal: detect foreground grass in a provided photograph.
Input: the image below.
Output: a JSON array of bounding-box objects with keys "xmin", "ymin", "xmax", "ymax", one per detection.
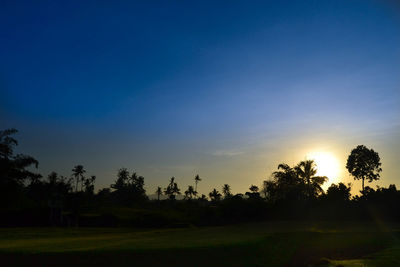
[
  {"xmin": 328, "ymin": 244, "xmax": 400, "ymax": 266},
  {"xmin": 0, "ymin": 221, "xmax": 399, "ymax": 266}
]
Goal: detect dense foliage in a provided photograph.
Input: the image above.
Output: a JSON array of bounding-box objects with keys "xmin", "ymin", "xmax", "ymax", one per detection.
[{"xmin": 0, "ymin": 129, "xmax": 398, "ymax": 227}]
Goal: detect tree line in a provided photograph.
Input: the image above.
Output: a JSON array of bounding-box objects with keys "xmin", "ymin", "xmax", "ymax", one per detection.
[{"xmin": 0, "ymin": 128, "xmax": 396, "ymax": 227}]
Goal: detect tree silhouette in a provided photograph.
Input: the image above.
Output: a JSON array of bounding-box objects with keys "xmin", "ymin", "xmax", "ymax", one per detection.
[
  {"xmin": 184, "ymin": 185, "xmax": 196, "ymax": 200},
  {"xmin": 273, "ymin": 164, "xmax": 299, "ymax": 187},
  {"xmin": 164, "ymin": 177, "xmax": 181, "ymax": 200},
  {"xmin": 84, "ymin": 175, "xmax": 96, "ymax": 194},
  {"xmin": 270, "ymin": 163, "xmax": 300, "ymax": 201},
  {"xmin": 326, "ymin": 183, "xmax": 351, "ymax": 202},
  {"xmin": 3, "ymin": 128, "xmax": 400, "ymax": 227},
  {"xmin": 199, "ymin": 194, "xmax": 208, "ymax": 201},
  {"xmin": 111, "ymin": 168, "xmax": 129, "ymax": 191},
  {"xmin": 295, "ymin": 160, "xmax": 327, "ymax": 199},
  {"xmin": 72, "ymin": 165, "xmax": 86, "ymax": 192},
  {"xmin": 209, "ymin": 188, "xmax": 222, "ymax": 202},
  {"xmin": 245, "ymin": 185, "xmax": 260, "ymax": 199},
  {"xmin": 222, "ymin": 184, "xmax": 232, "ymax": 199},
  {"xmin": 0, "ymin": 128, "xmax": 40, "ymax": 209},
  {"xmin": 261, "ymin": 180, "xmax": 274, "ymax": 199},
  {"xmin": 0, "ymin": 128, "xmax": 40, "ymax": 184},
  {"xmin": 156, "ymin": 186, "xmax": 162, "ymax": 201},
  {"xmin": 346, "ymin": 145, "xmax": 382, "ymax": 192},
  {"xmin": 129, "ymin": 172, "xmax": 146, "ymax": 197},
  {"xmin": 111, "ymin": 168, "xmax": 147, "ymax": 204},
  {"xmin": 249, "ymin": 185, "xmax": 259, "ymax": 193},
  {"xmin": 194, "ymin": 174, "xmax": 201, "ymax": 196}
]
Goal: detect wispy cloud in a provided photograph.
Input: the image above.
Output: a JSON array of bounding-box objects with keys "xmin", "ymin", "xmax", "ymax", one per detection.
[{"xmin": 210, "ymin": 149, "xmax": 245, "ymax": 157}]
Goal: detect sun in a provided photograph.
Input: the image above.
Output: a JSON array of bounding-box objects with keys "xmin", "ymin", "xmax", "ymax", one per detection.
[{"xmin": 306, "ymin": 151, "xmax": 340, "ymax": 184}]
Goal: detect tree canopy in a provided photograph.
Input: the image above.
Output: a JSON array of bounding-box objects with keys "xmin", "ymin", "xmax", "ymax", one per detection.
[{"xmin": 346, "ymin": 145, "xmax": 382, "ymax": 192}]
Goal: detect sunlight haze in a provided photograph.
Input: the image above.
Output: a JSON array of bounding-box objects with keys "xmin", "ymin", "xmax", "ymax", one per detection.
[{"xmin": 1, "ymin": 0, "xmax": 399, "ymax": 196}]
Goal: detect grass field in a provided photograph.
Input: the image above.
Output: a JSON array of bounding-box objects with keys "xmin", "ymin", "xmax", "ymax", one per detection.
[{"xmin": 0, "ymin": 221, "xmax": 399, "ymax": 266}]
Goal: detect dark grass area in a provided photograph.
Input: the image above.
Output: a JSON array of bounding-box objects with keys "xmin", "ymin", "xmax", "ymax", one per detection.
[{"xmin": 0, "ymin": 222, "xmax": 399, "ymax": 266}]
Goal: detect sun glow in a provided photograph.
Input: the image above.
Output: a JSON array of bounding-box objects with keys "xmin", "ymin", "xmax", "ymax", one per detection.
[{"xmin": 306, "ymin": 151, "xmax": 340, "ymax": 184}]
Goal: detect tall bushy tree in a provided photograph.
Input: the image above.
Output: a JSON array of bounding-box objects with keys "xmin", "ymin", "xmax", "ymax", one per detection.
[
  {"xmin": 0, "ymin": 128, "xmax": 40, "ymax": 184},
  {"xmin": 129, "ymin": 172, "xmax": 146, "ymax": 197},
  {"xmin": 261, "ymin": 180, "xmax": 275, "ymax": 199},
  {"xmin": 0, "ymin": 129, "xmax": 40, "ymax": 209},
  {"xmin": 346, "ymin": 145, "xmax": 382, "ymax": 192}
]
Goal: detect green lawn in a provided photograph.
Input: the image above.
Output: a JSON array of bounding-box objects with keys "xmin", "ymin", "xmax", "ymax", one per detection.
[{"xmin": 0, "ymin": 221, "xmax": 399, "ymax": 266}]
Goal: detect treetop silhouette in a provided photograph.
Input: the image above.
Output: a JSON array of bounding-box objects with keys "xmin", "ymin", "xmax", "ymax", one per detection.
[{"xmin": 346, "ymin": 145, "xmax": 382, "ymax": 192}]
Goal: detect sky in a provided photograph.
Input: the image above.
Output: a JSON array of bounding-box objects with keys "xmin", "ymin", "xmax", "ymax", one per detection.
[{"xmin": 1, "ymin": 0, "xmax": 399, "ymax": 196}]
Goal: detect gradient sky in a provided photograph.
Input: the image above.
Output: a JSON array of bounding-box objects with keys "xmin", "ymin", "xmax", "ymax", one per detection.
[{"xmin": 1, "ymin": 0, "xmax": 399, "ymax": 196}]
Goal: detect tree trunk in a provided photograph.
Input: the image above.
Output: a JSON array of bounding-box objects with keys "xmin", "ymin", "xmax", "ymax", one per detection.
[{"xmin": 362, "ymin": 178, "xmax": 365, "ymax": 193}]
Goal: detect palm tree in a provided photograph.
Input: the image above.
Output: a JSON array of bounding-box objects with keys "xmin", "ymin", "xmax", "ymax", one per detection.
[
  {"xmin": 273, "ymin": 163, "xmax": 298, "ymax": 186},
  {"xmin": 184, "ymin": 185, "xmax": 196, "ymax": 200},
  {"xmin": 271, "ymin": 163, "xmax": 302, "ymax": 201},
  {"xmin": 72, "ymin": 165, "xmax": 85, "ymax": 192},
  {"xmin": 222, "ymin": 184, "xmax": 232, "ymax": 199},
  {"xmin": 156, "ymin": 186, "xmax": 162, "ymax": 201},
  {"xmin": 295, "ymin": 160, "xmax": 327, "ymax": 198},
  {"xmin": 209, "ymin": 188, "xmax": 222, "ymax": 202},
  {"xmin": 199, "ymin": 194, "xmax": 208, "ymax": 201},
  {"xmin": 164, "ymin": 177, "xmax": 181, "ymax": 200},
  {"xmin": 194, "ymin": 174, "xmax": 201, "ymax": 196}
]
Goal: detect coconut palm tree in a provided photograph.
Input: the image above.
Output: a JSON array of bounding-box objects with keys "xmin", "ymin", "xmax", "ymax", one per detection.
[
  {"xmin": 273, "ymin": 164, "xmax": 298, "ymax": 186},
  {"xmin": 184, "ymin": 185, "xmax": 196, "ymax": 200},
  {"xmin": 271, "ymin": 163, "xmax": 302, "ymax": 201},
  {"xmin": 209, "ymin": 188, "xmax": 222, "ymax": 202},
  {"xmin": 222, "ymin": 184, "xmax": 232, "ymax": 199},
  {"xmin": 164, "ymin": 177, "xmax": 181, "ymax": 200},
  {"xmin": 194, "ymin": 174, "xmax": 201, "ymax": 196},
  {"xmin": 72, "ymin": 165, "xmax": 85, "ymax": 192},
  {"xmin": 295, "ymin": 160, "xmax": 327, "ymax": 198}
]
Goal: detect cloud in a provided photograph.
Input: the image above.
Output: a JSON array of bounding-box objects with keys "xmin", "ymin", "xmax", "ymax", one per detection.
[{"xmin": 210, "ymin": 149, "xmax": 245, "ymax": 157}]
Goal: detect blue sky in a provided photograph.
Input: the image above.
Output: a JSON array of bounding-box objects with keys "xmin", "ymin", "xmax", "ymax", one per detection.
[{"xmin": 1, "ymin": 0, "xmax": 399, "ymax": 195}]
